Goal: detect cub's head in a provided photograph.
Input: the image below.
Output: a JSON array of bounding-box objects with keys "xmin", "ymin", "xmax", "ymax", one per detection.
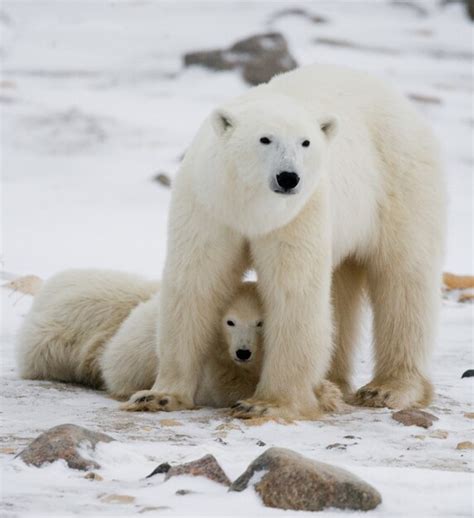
[
  {"xmin": 222, "ymin": 282, "xmax": 263, "ymax": 370},
  {"xmin": 208, "ymin": 94, "xmax": 337, "ymax": 234}
]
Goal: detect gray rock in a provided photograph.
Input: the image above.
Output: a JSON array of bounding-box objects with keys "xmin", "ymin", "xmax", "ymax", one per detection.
[
  {"xmin": 17, "ymin": 423, "xmax": 113, "ymax": 470},
  {"xmin": 165, "ymin": 454, "xmax": 231, "ymax": 487},
  {"xmin": 183, "ymin": 32, "xmax": 297, "ymax": 86},
  {"xmin": 392, "ymin": 409, "xmax": 439, "ymax": 429},
  {"xmin": 230, "ymin": 447, "xmax": 381, "ymax": 512}
]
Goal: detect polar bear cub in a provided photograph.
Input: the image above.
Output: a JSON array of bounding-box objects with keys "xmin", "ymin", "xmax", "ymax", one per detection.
[{"xmin": 103, "ymin": 282, "xmax": 264, "ymax": 406}]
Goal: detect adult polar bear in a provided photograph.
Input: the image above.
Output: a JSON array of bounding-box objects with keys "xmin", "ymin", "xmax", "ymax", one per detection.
[{"xmin": 128, "ymin": 64, "xmax": 445, "ymax": 419}]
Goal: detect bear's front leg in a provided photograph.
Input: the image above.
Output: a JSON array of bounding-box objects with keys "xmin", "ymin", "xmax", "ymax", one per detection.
[
  {"xmin": 232, "ymin": 200, "xmax": 333, "ymax": 420},
  {"xmin": 124, "ymin": 189, "xmax": 247, "ymax": 413}
]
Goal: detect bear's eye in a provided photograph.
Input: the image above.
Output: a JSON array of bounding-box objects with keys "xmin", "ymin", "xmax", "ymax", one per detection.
[
  {"xmin": 226, "ymin": 320, "xmax": 235, "ymax": 327},
  {"xmin": 256, "ymin": 321, "xmax": 263, "ymax": 327},
  {"xmin": 302, "ymin": 140, "xmax": 310, "ymax": 148},
  {"xmin": 260, "ymin": 137, "xmax": 272, "ymax": 145}
]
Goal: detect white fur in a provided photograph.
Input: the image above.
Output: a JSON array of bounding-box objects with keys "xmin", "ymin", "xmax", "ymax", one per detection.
[
  {"xmin": 135, "ymin": 64, "xmax": 445, "ymax": 419},
  {"xmin": 16, "ymin": 270, "xmax": 272, "ymax": 407}
]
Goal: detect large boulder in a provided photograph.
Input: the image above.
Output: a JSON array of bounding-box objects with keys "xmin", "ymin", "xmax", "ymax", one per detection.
[
  {"xmin": 16, "ymin": 423, "xmax": 114, "ymax": 471},
  {"xmin": 230, "ymin": 447, "xmax": 381, "ymax": 512},
  {"xmin": 183, "ymin": 32, "xmax": 297, "ymax": 85}
]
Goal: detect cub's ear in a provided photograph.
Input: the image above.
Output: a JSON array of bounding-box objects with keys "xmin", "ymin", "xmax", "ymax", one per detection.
[
  {"xmin": 320, "ymin": 115, "xmax": 338, "ymax": 140},
  {"xmin": 211, "ymin": 109, "xmax": 235, "ymax": 136}
]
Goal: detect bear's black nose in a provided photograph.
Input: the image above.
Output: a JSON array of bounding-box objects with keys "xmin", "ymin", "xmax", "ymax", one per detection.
[
  {"xmin": 276, "ymin": 171, "xmax": 299, "ymax": 191},
  {"xmin": 236, "ymin": 349, "xmax": 252, "ymax": 361}
]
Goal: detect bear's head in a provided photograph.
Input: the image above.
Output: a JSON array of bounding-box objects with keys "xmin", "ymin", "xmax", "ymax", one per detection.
[{"xmin": 202, "ymin": 94, "xmax": 337, "ymax": 236}]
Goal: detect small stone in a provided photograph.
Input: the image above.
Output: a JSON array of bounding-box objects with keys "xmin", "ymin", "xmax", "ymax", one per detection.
[
  {"xmin": 159, "ymin": 419, "xmax": 182, "ymax": 427},
  {"xmin": 392, "ymin": 409, "xmax": 439, "ymax": 429},
  {"xmin": 343, "ymin": 435, "xmax": 361, "ymax": 440},
  {"xmin": 165, "ymin": 454, "xmax": 231, "ymax": 487},
  {"xmin": 464, "ymin": 412, "xmax": 474, "ymax": 419},
  {"xmin": 184, "ymin": 50, "xmax": 235, "ymax": 71},
  {"xmin": 152, "ymin": 172, "xmax": 171, "ymax": 188},
  {"xmin": 326, "ymin": 443, "xmax": 347, "ymax": 450},
  {"xmin": 256, "ymin": 440, "xmax": 266, "ymax": 447},
  {"xmin": 456, "ymin": 441, "xmax": 474, "ymax": 450},
  {"xmin": 146, "ymin": 462, "xmax": 171, "ymax": 478},
  {"xmin": 429, "ymin": 430, "xmax": 448, "ymax": 439},
  {"xmin": 461, "ymin": 369, "xmax": 474, "ymax": 378},
  {"xmin": 413, "ymin": 435, "xmax": 426, "ymax": 440},
  {"xmin": 85, "ymin": 472, "xmax": 103, "ymax": 481},
  {"xmin": 101, "ymin": 494, "xmax": 135, "ymax": 504},
  {"xmin": 17, "ymin": 424, "xmax": 113, "ymax": 470},
  {"xmin": 230, "ymin": 447, "xmax": 381, "ymax": 512},
  {"xmin": 139, "ymin": 507, "xmax": 171, "ymax": 514},
  {"xmin": 175, "ymin": 489, "xmax": 195, "ymax": 496}
]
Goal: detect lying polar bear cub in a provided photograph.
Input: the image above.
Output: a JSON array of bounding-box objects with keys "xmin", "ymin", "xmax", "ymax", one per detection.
[{"xmin": 16, "ymin": 269, "xmax": 342, "ymax": 413}]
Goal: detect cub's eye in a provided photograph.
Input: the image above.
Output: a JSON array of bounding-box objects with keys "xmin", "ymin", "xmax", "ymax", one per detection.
[
  {"xmin": 226, "ymin": 320, "xmax": 235, "ymax": 327},
  {"xmin": 256, "ymin": 321, "xmax": 263, "ymax": 327},
  {"xmin": 302, "ymin": 140, "xmax": 310, "ymax": 148},
  {"xmin": 260, "ymin": 137, "xmax": 271, "ymax": 145}
]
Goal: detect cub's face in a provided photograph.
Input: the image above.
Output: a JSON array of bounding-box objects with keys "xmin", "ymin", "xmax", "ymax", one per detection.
[
  {"xmin": 222, "ymin": 300, "xmax": 263, "ymax": 368},
  {"xmin": 211, "ymin": 96, "xmax": 337, "ymax": 209}
]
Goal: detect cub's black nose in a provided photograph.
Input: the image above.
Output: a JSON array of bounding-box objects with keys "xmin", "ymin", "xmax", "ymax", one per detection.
[
  {"xmin": 236, "ymin": 349, "xmax": 252, "ymax": 361},
  {"xmin": 276, "ymin": 171, "xmax": 299, "ymax": 191}
]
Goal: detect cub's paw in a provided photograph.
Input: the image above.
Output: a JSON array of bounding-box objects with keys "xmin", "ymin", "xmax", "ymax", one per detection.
[
  {"xmin": 352, "ymin": 377, "xmax": 433, "ymax": 409},
  {"xmin": 121, "ymin": 390, "xmax": 193, "ymax": 412}
]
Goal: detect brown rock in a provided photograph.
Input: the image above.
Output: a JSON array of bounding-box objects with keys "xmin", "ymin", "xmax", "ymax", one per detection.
[
  {"xmin": 17, "ymin": 424, "xmax": 113, "ymax": 470},
  {"xmin": 85, "ymin": 472, "xmax": 103, "ymax": 481},
  {"xmin": 183, "ymin": 32, "xmax": 297, "ymax": 86},
  {"xmin": 464, "ymin": 412, "xmax": 474, "ymax": 419},
  {"xmin": 456, "ymin": 441, "xmax": 474, "ymax": 450},
  {"xmin": 230, "ymin": 447, "xmax": 381, "ymax": 512},
  {"xmin": 392, "ymin": 409, "xmax": 439, "ymax": 429},
  {"xmin": 165, "ymin": 454, "xmax": 231, "ymax": 487}
]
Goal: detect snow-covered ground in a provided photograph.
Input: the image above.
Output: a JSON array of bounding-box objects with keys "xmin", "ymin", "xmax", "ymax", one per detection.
[{"xmin": 1, "ymin": 1, "xmax": 473, "ymax": 516}]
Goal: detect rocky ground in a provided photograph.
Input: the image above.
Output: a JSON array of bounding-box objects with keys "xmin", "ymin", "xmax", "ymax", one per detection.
[{"xmin": 1, "ymin": 1, "xmax": 473, "ymax": 516}]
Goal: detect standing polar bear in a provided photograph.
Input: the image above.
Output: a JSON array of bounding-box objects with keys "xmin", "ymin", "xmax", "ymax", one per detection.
[{"xmin": 127, "ymin": 64, "xmax": 446, "ymax": 419}]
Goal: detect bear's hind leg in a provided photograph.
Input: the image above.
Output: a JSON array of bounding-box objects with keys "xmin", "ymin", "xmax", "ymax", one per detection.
[{"xmin": 354, "ymin": 245, "xmax": 442, "ymax": 409}]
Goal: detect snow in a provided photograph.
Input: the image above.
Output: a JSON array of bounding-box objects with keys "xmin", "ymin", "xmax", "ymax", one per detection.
[{"xmin": 1, "ymin": 1, "xmax": 473, "ymax": 516}]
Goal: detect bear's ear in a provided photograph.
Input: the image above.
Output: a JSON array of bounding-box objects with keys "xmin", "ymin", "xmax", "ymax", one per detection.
[
  {"xmin": 211, "ymin": 109, "xmax": 235, "ymax": 136},
  {"xmin": 320, "ymin": 115, "xmax": 338, "ymax": 140}
]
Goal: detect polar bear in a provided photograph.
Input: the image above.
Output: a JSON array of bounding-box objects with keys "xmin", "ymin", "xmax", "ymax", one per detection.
[
  {"xmin": 16, "ymin": 270, "xmax": 343, "ymax": 413},
  {"xmin": 127, "ymin": 64, "xmax": 445, "ymax": 419},
  {"xmin": 16, "ymin": 269, "xmax": 159, "ymax": 387}
]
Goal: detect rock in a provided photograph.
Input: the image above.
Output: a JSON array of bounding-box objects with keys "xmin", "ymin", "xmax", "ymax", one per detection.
[
  {"xmin": 165, "ymin": 454, "xmax": 231, "ymax": 487},
  {"xmin": 175, "ymin": 489, "xmax": 195, "ymax": 496},
  {"xmin": 429, "ymin": 430, "xmax": 448, "ymax": 439},
  {"xmin": 184, "ymin": 50, "xmax": 235, "ymax": 71},
  {"xmin": 256, "ymin": 440, "xmax": 266, "ymax": 447},
  {"xmin": 100, "ymin": 494, "xmax": 135, "ymax": 504},
  {"xmin": 326, "ymin": 443, "xmax": 347, "ymax": 450},
  {"xmin": 230, "ymin": 447, "xmax": 381, "ymax": 512},
  {"xmin": 456, "ymin": 441, "xmax": 474, "ymax": 450},
  {"xmin": 461, "ymin": 369, "xmax": 474, "ymax": 378},
  {"xmin": 392, "ymin": 409, "xmax": 439, "ymax": 429},
  {"xmin": 152, "ymin": 172, "xmax": 171, "ymax": 188},
  {"xmin": 85, "ymin": 471, "xmax": 103, "ymax": 481},
  {"xmin": 17, "ymin": 424, "xmax": 113, "ymax": 470},
  {"xmin": 146, "ymin": 462, "xmax": 171, "ymax": 478},
  {"xmin": 183, "ymin": 32, "xmax": 297, "ymax": 86},
  {"xmin": 464, "ymin": 412, "xmax": 474, "ymax": 419}
]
